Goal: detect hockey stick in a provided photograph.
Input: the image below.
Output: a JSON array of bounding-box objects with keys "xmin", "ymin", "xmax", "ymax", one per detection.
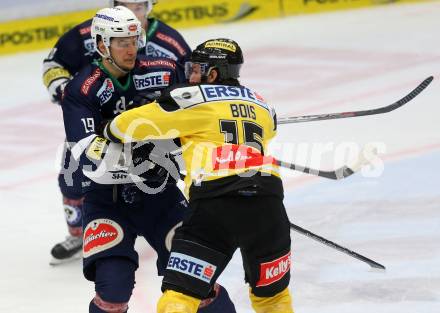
[
  {"xmin": 278, "ymin": 76, "xmax": 433, "ymax": 125},
  {"xmin": 273, "ymin": 144, "xmax": 377, "ymax": 180},
  {"xmin": 290, "ymin": 222, "xmax": 386, "ymax": 270},
  {"xmin": 274, "ymin": 159, "xmax": 354, "ymax": 180}
]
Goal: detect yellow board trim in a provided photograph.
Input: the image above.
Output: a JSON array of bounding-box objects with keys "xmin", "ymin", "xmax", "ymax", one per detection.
[{"xmin": 0, "ymin": 9, "xmax": 97, "ymax": 56}]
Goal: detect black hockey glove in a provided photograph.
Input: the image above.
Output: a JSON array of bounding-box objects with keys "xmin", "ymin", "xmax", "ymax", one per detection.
[
  {"xmin": 129, "ymin": 141, "xmax": 178, "ymax": 185},
  {"xmin": 129, "ymin": 91, "xmax": 162, "ymax": 110},
  {"xmin": 95, "ymin": 119, "xmax": 109, "ymax": 137},
  {"xmin": 51, "ymin": 80, "xmax": 68, "ymax": 105}
]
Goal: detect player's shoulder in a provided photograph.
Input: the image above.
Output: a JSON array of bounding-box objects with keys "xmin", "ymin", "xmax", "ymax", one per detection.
[
  {"xmin": 66, "ymin": 62, "xmax": 104, "ymax": 98},
  {"xmin": 153, "ymin": 18, "xmax": 185, "ymax": 38},
  {"xmin": 75, "ymin": 18, "xmax": 93, "ymax": 37},
  {"xmin": 149, "ymin": 18, "xmax": 190, "ymax": 55},
  {"xmin": 59, "ymin": 19, "xmax": 92, "ymax": 41},
  {"xmin": 155, "ymin": 84, "xmax": 204, "ymax": 111}
]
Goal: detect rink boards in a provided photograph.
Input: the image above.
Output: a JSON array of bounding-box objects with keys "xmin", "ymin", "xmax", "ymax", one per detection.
[{"xmin": 0, "ymin": 0, "xmax": 434, "ymax": 56}]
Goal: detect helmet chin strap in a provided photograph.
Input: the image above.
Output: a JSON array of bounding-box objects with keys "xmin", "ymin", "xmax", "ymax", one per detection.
[{"xmin": 97, "ymin": 45, "xmax": 129, "ymax": 75}]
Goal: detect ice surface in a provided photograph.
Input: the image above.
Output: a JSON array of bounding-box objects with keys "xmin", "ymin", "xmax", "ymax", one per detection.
[{"xmin": 1, "ymin": 2, "xmax": 439, "ymax": 312}]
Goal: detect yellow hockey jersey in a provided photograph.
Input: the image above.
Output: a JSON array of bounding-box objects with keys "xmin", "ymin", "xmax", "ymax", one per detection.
[{"xmin": 106, "ymin": 84, "xmax": 280, "ymax": 196}]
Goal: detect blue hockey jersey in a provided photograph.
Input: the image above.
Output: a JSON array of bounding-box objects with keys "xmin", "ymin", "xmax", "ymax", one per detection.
[
  {"xmin": 61, "ymin": 56, "xmax": 184, "ymax": 192},
  {"xmin": 43, "ymin": 18, "xmax": 191, "ymax": 104}
]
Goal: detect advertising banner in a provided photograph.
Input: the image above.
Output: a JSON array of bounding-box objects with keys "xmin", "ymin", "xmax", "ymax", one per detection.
[
  {"xmin": 151, "ymin": 0, "xmax": 281, "ymax": 28},
  {"xmin": 0, "ymin": 9, "xmax": 96, "ymax": 55},
  {"xmin": 282, "ymin": 0, "xmax": 431, "ymax": 15},
  {"xmin": 0, "ymin": 0, "xmax": 433, "ymax": 56}
]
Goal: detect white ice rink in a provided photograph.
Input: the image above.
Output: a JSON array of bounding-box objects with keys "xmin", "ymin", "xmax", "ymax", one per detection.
[{"xmin": 1, "ymin": 2, "xmax": 440, "ymax": 312}]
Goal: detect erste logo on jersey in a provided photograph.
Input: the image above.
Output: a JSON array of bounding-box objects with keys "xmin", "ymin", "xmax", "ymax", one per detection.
[
  {"xmin": 97, "ymin": 78, "xmax": 114, "ymax": 105},
  {"xmin": 256, "ymin": 252, "xmax": 291, "ymax": 287},
  {"xmin": 201, "ymin": 85, "xmax": 269, "ymax": 111},
  {"xmin": 83, "ymin": 219, "xmax": 124, "ymax": 258},
  {"xmin": 167, "ymin": 252, "xmax": 217, "ymax": 283},
  {"xmin": 146, "ymin": 42, "xmax": 178, "ymax": 61},
  {"xmin": 133, "ymin": 71, "xmax": 170, "ymax": 90}
]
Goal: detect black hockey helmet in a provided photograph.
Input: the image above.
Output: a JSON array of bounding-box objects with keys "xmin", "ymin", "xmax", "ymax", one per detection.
[{"xmin": 185, "ymin": 38, "xmax": 244, "ymax": 83}]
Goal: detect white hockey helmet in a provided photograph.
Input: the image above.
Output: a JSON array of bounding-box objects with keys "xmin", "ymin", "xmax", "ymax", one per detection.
[
  {"xmin": 109, "ymin": 0, "xmax": 157, "ymax": 16},
  {"xmin": 91, "ymin": 6, "xmax": 142, "ymax": 54}
]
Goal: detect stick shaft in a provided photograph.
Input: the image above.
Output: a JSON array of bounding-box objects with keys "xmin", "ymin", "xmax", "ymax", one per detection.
[{"xmin": 290, "ymin": 222, "xmax": 386, "ymax": 270}]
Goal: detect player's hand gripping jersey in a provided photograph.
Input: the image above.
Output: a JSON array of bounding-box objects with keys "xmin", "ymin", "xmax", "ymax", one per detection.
[
  {"xmin": 104, "ymin": 83, "xmax": 281, "ymax": 196},
  {"xmin": 62, "ymin": 56, "xmax": 184, "ymax": 192},
  {"xmin": 43, "ymin": 17, "xmax": 191, "ymax": 104}
]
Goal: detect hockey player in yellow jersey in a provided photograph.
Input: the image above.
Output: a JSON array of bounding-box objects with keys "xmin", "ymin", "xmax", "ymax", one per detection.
[{"xmin": 102, "ymin": 38, "xmax": 294, "ymax": 313}]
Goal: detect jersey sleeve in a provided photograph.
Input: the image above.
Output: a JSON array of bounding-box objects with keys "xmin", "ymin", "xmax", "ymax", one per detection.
[
  {"xmin": 61, "ymin": 80, "xmax": 103, "ymax": 165},
  {"xmin": 42, "ymin": 26, "xmax": 84, "ymax": 103},
  {"xmin": 105, "ymin": 98, "xmax": 204, "ymax": 144},
  {"xmin": 44, "ymin": 24, "xmax": 88, "ymax": 74}
]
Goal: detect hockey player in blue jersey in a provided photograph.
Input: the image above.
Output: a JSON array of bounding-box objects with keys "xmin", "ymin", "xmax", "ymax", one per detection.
[
  {"xmin": 42, "ymin": 0, "xmax": 191, "ymax": 265},
  {"xmin": 61, "ymin": 6, "xmax": 235, "ymax": 313}
]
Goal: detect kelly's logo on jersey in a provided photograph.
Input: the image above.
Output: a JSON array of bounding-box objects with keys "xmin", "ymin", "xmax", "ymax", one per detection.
[
  {"xmin": 212, "ymin": 144, "xmax": 274, "ymax": 170},
  {"xmin": 201, "ymin": 85, "xmax": 269, "ymax": 110},
  {"xmin": 133, "ymin": 71, "xmax": 170, "ymax": 90},
  {"xmin": 256, "ymin": 252, "xmax": 291, "ymax": 287},
  {"xmin": 167, "ymin": 252, "xmax": 217, "ymax": 283},
  {"xmin": 97, "ymin": 78, "xmax": 114, "ymax": 105}
]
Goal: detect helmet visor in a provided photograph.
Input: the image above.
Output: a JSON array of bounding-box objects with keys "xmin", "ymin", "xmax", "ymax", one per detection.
[
  {"xmin": 184, "ymin": 62, "xmax": 210, "ymax": 80},
  {"xmin": 111, "ymin": 36, "xmax": 139, "ymax": 49}
]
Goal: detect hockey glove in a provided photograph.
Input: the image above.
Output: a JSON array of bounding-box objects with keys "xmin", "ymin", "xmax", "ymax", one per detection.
[{"xmin": 50, "ymin": 79, "xmax": 69, "ymax": 105}]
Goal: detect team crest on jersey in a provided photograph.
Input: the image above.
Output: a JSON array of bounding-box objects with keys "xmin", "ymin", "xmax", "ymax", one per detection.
[
  {"xmin": 146, "ymin": 42, "xmax": 178, "ymax": 61},
  {"xmin": 256, "ymin": 252, "xmax": 291, "ymax": 287},
  {"xmin": 97, "ymin": 78, "xmax": 114, "ymax": 105},
  {"xmin": 133, "ymin": 71, "xmax": 170, "ymax": 90},
  {"xmin": 167, "ymin": 252, "xmax": 217, "ymax": 283},
  {"xmin": 83, "ymin": 219, "xmax": 124, "ymax": 258}
]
